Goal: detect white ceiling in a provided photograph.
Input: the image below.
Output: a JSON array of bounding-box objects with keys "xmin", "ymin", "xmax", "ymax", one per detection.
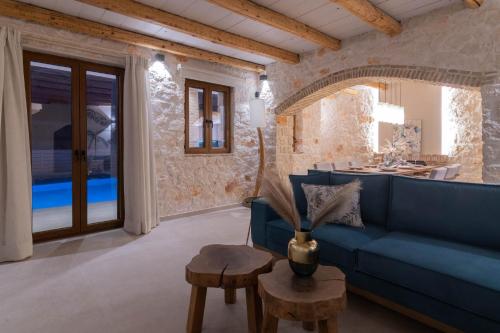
[{"xmin": 19, "ymin": 0, "xmax": 460, "ymax": 65}]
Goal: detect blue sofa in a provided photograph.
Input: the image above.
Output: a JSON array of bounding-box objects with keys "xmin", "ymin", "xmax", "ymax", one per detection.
[{"xmin": 251, "ymin": 172, "xmax": 500, "ymax": 333}]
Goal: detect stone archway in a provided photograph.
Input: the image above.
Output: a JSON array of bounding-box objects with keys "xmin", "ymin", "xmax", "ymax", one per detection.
[{"xmin": 273, "ymin": 65, "xmax": 500, "ymax": 183}]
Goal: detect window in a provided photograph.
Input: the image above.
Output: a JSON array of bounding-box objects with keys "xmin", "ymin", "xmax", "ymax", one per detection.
[{"xmin": 185, "ymin": 79, "xmax": 231, "ymax": 153}]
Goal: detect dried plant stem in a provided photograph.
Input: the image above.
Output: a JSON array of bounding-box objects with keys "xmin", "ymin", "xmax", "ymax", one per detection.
[
  {"xmin": 261, "ymin": 171, "xmax": 301, "ymax": 231},
  {"xmin": 310, "ymin": 180, "xmax": 362, "ymax": 230}
]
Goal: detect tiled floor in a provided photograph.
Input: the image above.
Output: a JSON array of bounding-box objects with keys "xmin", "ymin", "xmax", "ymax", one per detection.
[{"xmin": 0, "ymin": 207, "xmax": 437, "ymax": 333}]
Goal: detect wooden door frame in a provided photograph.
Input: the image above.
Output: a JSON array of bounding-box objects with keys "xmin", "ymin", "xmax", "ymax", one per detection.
[{"xmin": 24, "ymin": 51, "xmax": 124, "ymax": 242}]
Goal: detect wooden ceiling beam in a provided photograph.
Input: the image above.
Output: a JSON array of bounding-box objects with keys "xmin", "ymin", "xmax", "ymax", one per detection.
[
  {"xmin": 0, "ymin": 0, "xmax": 265, "ymax": 72},
  {"xmin": 207, "ymin": 0, "xmax": 341, "ymax": 51},
  {"xmin": 464, "ymin": 0, "xmax": 484, "ymax": 8},
  {"xmin": 333, "ymin": 0, "xmax": 401, "ymax": 36},
  {"xmin": 76, "ymin": 0, "xmax": 299, "ymax": 64}
]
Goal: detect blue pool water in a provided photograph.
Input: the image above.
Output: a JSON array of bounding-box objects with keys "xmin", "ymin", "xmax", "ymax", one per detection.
[{"xmin": 32, "ymin": 178, "xmax": 117, "ymax": 210}]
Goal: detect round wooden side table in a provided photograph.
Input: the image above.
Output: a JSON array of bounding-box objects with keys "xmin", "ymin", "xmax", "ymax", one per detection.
[
  {"xmin": 185, "ymin": 244, "xmax": 273, "ymax": 333},
  {"xmin": 258, "ymin": 260, "xmax": 347, "ymax": 333}
]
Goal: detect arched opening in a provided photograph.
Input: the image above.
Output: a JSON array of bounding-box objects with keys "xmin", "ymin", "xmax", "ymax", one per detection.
[{"xmin": 274, "ymin": 65, "xmax": 497, "ymax": 183}]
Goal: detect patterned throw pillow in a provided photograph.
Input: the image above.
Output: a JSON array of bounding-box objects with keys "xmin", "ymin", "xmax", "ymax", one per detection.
[{"xmin": 301, "ymin": 183, "xmax": 364, "ymax": 228}]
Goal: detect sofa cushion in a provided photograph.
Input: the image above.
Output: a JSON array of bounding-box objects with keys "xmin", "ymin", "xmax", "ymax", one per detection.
[
  {"xmin": 357, "ymin": 232, "xmax": 500, "ymax": 322},
  {"xmin": 266, "ymin": 218, "xmax": 386, "ymax": 271},
  {"xmin": 289, "ymin": 173, "xmax": 331, "ymax": 215},
  {"xmin": 388, "ymin": 176, "xmax": 500, "ymax": 250},
  {"xmin": 331, "ymin": 172, "xmax": 391, "ymax": 227},
  {"xmin": 301, "ymin": 183, "xmax": 364, "ymax": 228}
]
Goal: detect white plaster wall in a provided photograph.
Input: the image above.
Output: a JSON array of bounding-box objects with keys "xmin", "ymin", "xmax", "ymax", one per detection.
[{"xmin": 398, "ymin": 81, "xmax": 442, "ymax": 155}]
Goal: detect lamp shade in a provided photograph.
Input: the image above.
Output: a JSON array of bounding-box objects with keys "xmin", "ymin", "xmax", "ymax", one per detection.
[{"xmin": 249, "ymin": 97, "xmax": 266, "ymax": 128}]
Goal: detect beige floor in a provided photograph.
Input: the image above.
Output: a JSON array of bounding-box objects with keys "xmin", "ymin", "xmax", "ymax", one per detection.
[{"xmin": 0, "ymin": 207, "xmax": 437, "ymax": 333}]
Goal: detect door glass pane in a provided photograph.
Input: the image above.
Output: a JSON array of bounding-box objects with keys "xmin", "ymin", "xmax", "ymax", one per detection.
[
  {"xmin": 211, "ymin": 91, "xmax": 225, "ymax": 148},
  {"xmin": 86, "ymin": 71, "xmax": 118, "ymax": 224},
  {"xmin": 188, "ymin": 87, "xmax": 204, "ymax": 148},
  {"xmin": 30, "ymin": 62, "xmax": 73, "ymax": 233}
]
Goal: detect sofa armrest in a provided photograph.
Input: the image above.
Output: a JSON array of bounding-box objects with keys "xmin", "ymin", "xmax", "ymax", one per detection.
[{"xmin": 250, "ymin": 197, "xmax": 279, "ymax": 247}]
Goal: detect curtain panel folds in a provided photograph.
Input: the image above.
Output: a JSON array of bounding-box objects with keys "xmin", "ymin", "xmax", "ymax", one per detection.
[
  {"xmin": 0, "ymin": 27, "xmax": 33, "ymax": 262},
  {"xmin": 123, "ymin": 56, "xmax": 159, "ymax": 235}
]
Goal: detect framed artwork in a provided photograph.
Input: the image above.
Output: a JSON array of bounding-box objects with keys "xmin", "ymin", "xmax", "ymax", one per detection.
[{"xmin": 394, "ymin": 120, "xmax": 422, "ymax": 153}]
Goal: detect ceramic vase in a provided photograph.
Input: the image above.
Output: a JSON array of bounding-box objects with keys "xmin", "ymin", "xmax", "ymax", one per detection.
[{"xmin": 287, "ymin": 229, "xmax": 319, "ymax": 277}]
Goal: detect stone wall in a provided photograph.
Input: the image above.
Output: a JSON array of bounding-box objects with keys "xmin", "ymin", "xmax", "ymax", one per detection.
[
  {"xmin": 320, "ymin": 90, "xmax": 375, "ymax": 163},
  {"xmin": 447, "ymin": 88, "xmax": 483, "ymax": 183},
  {"xmin": 265, "ymin": 2, "xmax": 499, "ymax": 112},
  {"xmin": 150, "ymin": 56, "xmax": 276, "ymax": 217},
  {"xmin": 481, "ymin": 84, "xmax": 500, "ymax": 183},
  {"xmin": 0, "ymin": 15, "xmax": 275, "ymax": 218},
  {"xmin": 277, "ymin": 88, "xmax": 375, "ymax": 177},
  {"xmin": 277, "ymin": 86, "xmax": 484, "ymax": 182},
  {"xmin": 264, "ymin": 1, "xmax": 500, "ymax": 182}
]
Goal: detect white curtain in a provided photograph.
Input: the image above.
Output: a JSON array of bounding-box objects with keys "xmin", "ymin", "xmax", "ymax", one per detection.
[
  {"xmin": 0, "ymin": 27, "xmax": 32, "ymax": 262},
  {"xmin": 123, "ymin": 56, "xmax": 159, "ymax": 235}
]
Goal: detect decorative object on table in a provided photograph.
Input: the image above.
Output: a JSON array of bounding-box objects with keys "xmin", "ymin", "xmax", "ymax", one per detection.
[
  {"xmin": 261, "ymin": 172, "xmax": 360, "ymax": 277},
  {"xmin": 185, "ymin": 244, "xmax": 273, "ymax": 333},
  {"xmin": 393, "ymin": 119, "xmax": 422, "ymax": 154},
  {"xmin": 381, "ymin": 137, "xmax": 411, "ymax": 167},
  {"xmin": 258, "ymin": 260, "xmax": 347, "ymax": 333},
  {"xmin": 301, "ymin": 181, "xmax": 364, "ymax": 228}
]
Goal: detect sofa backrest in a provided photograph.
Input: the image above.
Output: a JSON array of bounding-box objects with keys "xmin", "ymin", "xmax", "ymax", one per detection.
[
  {"xmin": 289, "ymin": 173, "xmax": 331, "ymax": 215},
  {"xmin": 388, "ymin": 176, "xmax": 500, "ymax": 250},
  {"xmin": 331, "ymin": 172, "xmax": 391, "ymax": 227}
]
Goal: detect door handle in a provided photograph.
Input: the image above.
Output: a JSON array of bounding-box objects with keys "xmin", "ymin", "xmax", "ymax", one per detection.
[
  {"xmin": 81, "ymin": 150, "xmax": 86, "ymax": 162},
  {"xmin": 74, "ymin": 149, "xmax": 80, "ymax": 160}
]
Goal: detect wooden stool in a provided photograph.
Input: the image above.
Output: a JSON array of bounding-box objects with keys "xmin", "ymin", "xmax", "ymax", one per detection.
[
  {"xmin": 185, "ymin": 244, "xmax": 273, "ymax": 333},
  {"xmin": 258, "ymin": 260, "xmax": 347, "ymax": 333}
]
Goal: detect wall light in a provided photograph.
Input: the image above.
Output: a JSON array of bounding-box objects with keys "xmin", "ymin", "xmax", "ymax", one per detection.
[
  {"xmin": 154, "ymin": 53, "xmax": 165, "ymax": 62},
  {"xmin": 150, "ymin": 53, "xmax": 171, "ymax": 79}
]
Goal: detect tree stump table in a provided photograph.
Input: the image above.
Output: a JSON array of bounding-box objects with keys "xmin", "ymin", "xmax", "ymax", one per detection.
[
  {"xmin": 185, "ymin": 244, "xmax": 273, "ymax": 333},
  {"xmin": 258, "ymin": 260, "xmax": 347, "ymax": 333}
]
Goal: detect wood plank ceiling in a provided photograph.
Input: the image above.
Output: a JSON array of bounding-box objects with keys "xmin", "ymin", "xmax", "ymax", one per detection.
[{"xmin": 2, "ymin": 0, "xmax": 476, "ymax": 72}]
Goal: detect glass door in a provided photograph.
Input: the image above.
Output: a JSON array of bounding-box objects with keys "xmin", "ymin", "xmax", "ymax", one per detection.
[
  {"xmin": 24, "ymin": 52, "xmax": 123, "ymax": 241},
  {"xmin": 26, "ymin": 54, "xmax": 81, "ymax": 239},
  {"xmin": 80, "ymin": 64, "xmax": 123, "ymax": 231}
]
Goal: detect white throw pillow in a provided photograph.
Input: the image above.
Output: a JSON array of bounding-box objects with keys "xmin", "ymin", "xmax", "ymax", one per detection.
[{"xmin": 301, "ymin": 183, "xmax": 364, "ymax": 228}]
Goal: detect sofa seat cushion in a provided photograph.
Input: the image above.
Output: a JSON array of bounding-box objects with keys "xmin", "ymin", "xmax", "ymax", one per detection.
[
  {"xmin": 358, "ymin": 232, "xmax": 500, "ymax": 322},
  {"xmin": 266, "ymin": 218, "xmax": 387, "ymax": 271}
]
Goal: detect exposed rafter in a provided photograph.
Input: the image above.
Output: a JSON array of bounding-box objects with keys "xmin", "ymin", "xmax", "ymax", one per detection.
[
  {"xmin": 207, "ymin": 0, "xmax": 341, "ymax": 51},
  {"xmin": 464, "ymin": 0, "xmax": 484, "ymax": 8},
  {"xmin": 76, "ymin": 0, "xmax": 299, "ymax": 64},
  {"xmin": 0, "ymin": 0, "xmax": 266, "ymax": 72},
  {"xmin": 333, "ymin": 0, "xmax": 401, "ymax": 36}
]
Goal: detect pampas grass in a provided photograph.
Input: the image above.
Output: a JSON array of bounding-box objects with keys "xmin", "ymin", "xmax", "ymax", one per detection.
[
  {"xmin": 261, "ymin": 171, "xmax": 301, "ymax": 231},
  {"xmin": 309, "ymin": 180, "xmax": 362, "ymax": 230},
  {"xmin": 261, "ymin": 172, "xmax": 362, "ymax": 232}
]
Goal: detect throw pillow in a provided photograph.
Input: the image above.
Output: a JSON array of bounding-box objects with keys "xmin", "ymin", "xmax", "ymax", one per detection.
[{"xmin": 301, "ymin": 182, "xmax": 364, "ymax": 228}]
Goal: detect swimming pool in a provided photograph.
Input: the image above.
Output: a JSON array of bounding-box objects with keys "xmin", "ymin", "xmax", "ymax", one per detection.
[{"xmin": 32, "ymin": 177, "xmax": 117, "ymax": 210}]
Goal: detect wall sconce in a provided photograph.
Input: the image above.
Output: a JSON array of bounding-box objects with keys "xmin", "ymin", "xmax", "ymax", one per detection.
[{"xmin": 154, "ymin": 53, "xmax": 165, "ymax": 62}]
